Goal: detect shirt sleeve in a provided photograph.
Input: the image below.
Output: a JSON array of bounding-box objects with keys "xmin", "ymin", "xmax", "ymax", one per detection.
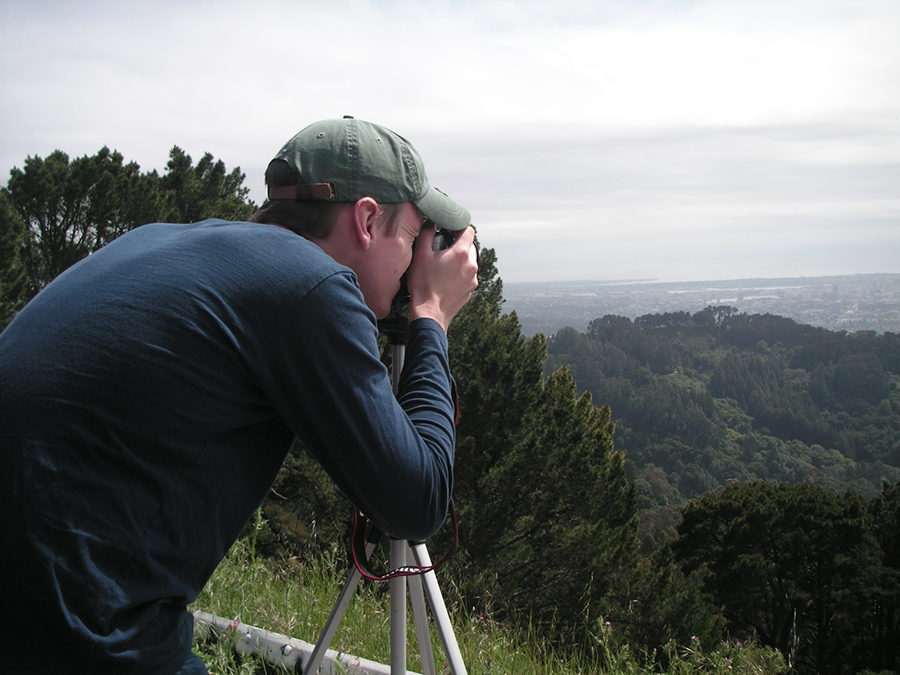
[{"xmin": 252, "ymin": 271, "xmax": 455, "ymax": 541}]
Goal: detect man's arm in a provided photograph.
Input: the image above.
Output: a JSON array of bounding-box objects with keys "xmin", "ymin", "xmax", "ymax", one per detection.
[{"xmin": 257, "ymin": 271, "xmax": 456, "ymax": 541}]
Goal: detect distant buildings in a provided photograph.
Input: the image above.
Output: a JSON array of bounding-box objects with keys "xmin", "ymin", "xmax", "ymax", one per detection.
[{"xmin": 504, "ymin": 274, "xmax": 900, "ymax": 337}]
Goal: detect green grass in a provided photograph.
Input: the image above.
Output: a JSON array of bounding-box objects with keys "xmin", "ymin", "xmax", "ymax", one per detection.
[{"xmin": 190, "ymin": 539, "xmax": 786, "ymax": 674}]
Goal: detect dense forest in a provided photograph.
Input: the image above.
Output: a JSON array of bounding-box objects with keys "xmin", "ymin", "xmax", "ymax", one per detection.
[
  {"xmin": 544, "ymin": 309, "xmax": 900, "ymax": 539},
  {"xmin": 3, "ymin": 147, "xmax": 898, "ymax": 674}
]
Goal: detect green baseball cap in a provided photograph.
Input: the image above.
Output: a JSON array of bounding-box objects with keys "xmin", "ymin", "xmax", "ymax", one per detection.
[{"xmin": 267, "ymin": 116, "xmax": 471, "ymax": 231}]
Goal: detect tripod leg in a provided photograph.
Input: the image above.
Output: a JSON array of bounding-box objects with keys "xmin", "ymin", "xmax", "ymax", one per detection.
[
  {"xmin": 407, "ymin": 545, "xmax": 437, "ymax": 675},
  {"xmin": 410, "ymin": 543, "xmax": 468, "ymax": 675},
  {"xmin": 390, "ymin": 538, "xmax": 407, "ymax": 675},
  {"xmin": 302, "ymin": 538, "xmax": 377, "ymax": 675},
  {"xmin": 302, "ymin": 567, "xmax": 361, "ymax": 674}
]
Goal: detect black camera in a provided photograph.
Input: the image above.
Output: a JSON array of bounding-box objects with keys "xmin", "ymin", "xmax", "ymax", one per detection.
[
  {"xmin": 378, "ymin": 227, "xmax": 458, "ymax": 339},
  {"xmin": 432, "ymin": 228, "xmax": 455, "ymax": 251}
]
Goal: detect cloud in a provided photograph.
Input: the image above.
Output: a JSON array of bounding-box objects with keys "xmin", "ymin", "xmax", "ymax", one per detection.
[{"xmin": 1, "ymin": 0, "xmax": 898, "ymax": 283}]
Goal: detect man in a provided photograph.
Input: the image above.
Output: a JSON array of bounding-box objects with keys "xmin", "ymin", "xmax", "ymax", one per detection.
[{"xmin": 0, "ymin": 116, "xmax": 479, "ymax": 674}]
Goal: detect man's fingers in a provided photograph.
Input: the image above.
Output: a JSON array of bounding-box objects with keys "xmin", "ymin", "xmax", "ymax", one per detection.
[{"xmin": 415, "ymin": 224, "xmax": 437, "ymax": 252}]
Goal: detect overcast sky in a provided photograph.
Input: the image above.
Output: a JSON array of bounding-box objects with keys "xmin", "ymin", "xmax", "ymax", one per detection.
[{"xmin": 2, "ymin": 0, "xmax": 898, "ymax": 284}]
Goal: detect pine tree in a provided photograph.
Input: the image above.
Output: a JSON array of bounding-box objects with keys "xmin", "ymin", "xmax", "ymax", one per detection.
[
  {"xmin": 159, "ymin": 147, "xmax": 256, "ymax": 223},
  {"xmin": 0, "ymin": 191, "xmax": 29, "ymax": 330},
  {"xmin": 5, "ymin": 148, "xmax": 167, "ymax": 297},
  {"xmin": 447, "ymin": 255, "xmax": 641, "ymax": 644},
  {"xmin": 675, "ymin": 482, "xmax": 883, "ymax": 675},
  {"xmin": 4, "ymin": 146, "xmax": 256, "ymax": 299}
]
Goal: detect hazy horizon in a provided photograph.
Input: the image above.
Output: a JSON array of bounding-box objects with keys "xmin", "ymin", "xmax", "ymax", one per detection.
[{"xmin": 503, "ymin": 271, "xmax": 900, "ymax": 286}]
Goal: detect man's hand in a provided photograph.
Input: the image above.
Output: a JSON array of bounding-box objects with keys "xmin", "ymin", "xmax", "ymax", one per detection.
[{"xmin": 407, "ymin": 225, "xmax": 479, "ymax": 332}]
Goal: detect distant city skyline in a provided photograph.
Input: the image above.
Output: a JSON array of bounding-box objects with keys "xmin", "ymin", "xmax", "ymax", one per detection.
[
  {"xmin": 2, "ymin": 0, "xmax": 898, "ymax": 284},
  {"xmin": 503, "ymin": 272, "xmax": 900, "ymax": 336}
]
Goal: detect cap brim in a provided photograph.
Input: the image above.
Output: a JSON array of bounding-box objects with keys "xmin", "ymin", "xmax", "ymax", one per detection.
[{"xmin": 414, "ymin": 186, "xmax": 471, "ymax": 231}]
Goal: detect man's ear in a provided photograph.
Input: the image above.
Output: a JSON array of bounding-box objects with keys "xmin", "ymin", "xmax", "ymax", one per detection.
[{"xmin": 350, "ymin": 197, "xmax": 381, "ymax": 251}]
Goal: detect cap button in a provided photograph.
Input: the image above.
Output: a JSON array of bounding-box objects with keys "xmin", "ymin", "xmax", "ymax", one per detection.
[{"xmin": 343, "ymin": 115, "xmax": 354, "ymax": 119}]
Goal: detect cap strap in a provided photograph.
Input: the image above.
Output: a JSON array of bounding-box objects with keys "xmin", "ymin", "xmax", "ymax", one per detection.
[{"xmin": 268, "ymin": 183, "xmax": 336, "ymax": 201}]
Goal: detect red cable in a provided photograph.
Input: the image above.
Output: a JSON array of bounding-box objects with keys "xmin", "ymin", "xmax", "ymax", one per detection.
[{"xmin": 350, "ymin": 500, "xmax": 458, "ymax": 582}]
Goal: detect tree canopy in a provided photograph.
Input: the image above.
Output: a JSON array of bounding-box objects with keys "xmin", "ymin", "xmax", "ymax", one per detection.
[
  {"xmin": 1, "ymin": 145, "xmax": 256, "ymax": 306},
  {"xmin": 547, "ymin": 309, "xmax": 900, "ymax": 512},
  {"xmin": 675, "ymin": 481, "xmax": 899, "ymax": 674}
]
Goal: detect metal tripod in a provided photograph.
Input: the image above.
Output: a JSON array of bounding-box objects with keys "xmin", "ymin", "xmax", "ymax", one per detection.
[{"xmin": 301, "ymin": 327, "xmax": 467, "ymax": 675}]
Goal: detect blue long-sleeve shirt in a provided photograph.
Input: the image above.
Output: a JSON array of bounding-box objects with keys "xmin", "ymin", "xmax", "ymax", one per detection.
[{"xmin": 0, "ymin": 219, "xmax": 455, "ymax": 674}]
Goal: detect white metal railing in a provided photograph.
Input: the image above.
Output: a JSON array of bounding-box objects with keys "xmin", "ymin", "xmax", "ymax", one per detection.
[{"xmin": 193, "ymin": 611, "xmax": 412, "ymax": 675}]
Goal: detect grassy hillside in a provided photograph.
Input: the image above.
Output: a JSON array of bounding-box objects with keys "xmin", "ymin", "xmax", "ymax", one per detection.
[{"xmin": 190, "ymin": 537, "xmax": 786, "ymax": 674}]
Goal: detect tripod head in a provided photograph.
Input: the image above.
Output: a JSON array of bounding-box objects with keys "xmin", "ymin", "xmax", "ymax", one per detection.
[{"xmin": 377, "ymin": 288, "xmax": 410, "ymax": 346}]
